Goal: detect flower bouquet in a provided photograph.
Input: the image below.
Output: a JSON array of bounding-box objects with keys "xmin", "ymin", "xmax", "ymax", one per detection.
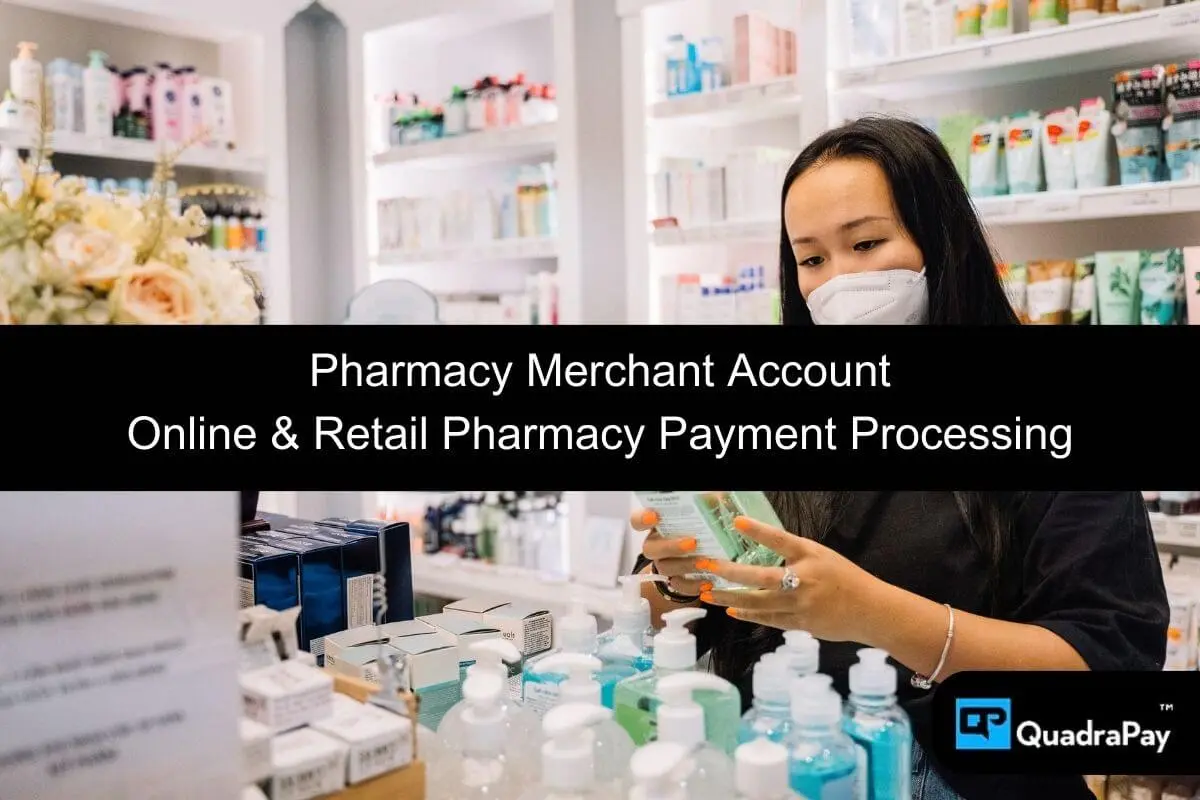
[{"xmin": 0, "ymin": 94, "xmax": 260, "ymax": 324}]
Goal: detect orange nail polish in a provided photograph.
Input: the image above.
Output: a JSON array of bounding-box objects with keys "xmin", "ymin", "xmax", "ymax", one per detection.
[
  {"xmin": 679, "ymin": 538, "xmax": 697, "ymax": 553},
  {"xmin": 695, "ymin": 558, "xmax": 714, "ymax": 571},
  {"xmin": 699, "ymin": 592, "xmax": 714, "ymax": 603},
  {"xmin": 733, "ymin": 516, "xmax": 751, "ymax": 532},
  {"xmin": 726, "ymin": 608, "xmax": 739, "ymax": 618},
  {"xmin": 641, "ymin": 510, "xmax": 659, "ymax": 526},
  {"xmin": 700, "ymin": 582, "xmax": 713, "ymax": 593}
]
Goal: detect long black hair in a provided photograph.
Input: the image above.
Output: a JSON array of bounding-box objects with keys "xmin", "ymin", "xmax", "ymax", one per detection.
[
  {"xmin": 778, "ymin": 115, "xmax": 1019, "ymax": 326},
  {"xmin": 709, "ymin": 117, "xmax": 1024, "ymax": 684}
]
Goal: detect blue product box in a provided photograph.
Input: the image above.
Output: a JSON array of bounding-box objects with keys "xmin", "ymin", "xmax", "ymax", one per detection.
[
  {"xmin": 279, "ymin": 521, "xmax": 382, "ymax": 630},
  {"xmin": 246, "ymin": 532, "xmax": 345, "ymax": 662},
  {"xmin": 238, "ymin": 539, "xmax": 299, "ymax": 614},
  {"xmin": 319, "ymin": 518, "xmax": 414, "ymax": 623}
]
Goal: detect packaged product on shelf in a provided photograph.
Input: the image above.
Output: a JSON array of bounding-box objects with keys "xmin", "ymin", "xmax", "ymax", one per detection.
[
  {"xmin": 698, "ymin": 37, "xmax": 728, "ymax": 93},
  {"xmin": 997, "ymin": 262, "xmax": 1028, "ymax": 322},
  {"xmin": 444, "ymin": 597, "xmax": 554, "ymax": 659},
  {"xmin": 268, "ymin": 727, "xmax": 348, "ymax": 800},
  {"xmin": 239, "ymin": 538, "xmax": 300, "ymax": 612},
  {"xmin": 47, "ymin": 58, "xmax": 78, "ymax": 134},
  {"xmin": 929, "ymin": 0, "xmax": 959, "ymax": 50},
  {"xmin": 665, "ymin": 34, "xmax": 699, "ymax": 96},
  {"xmin": 1071, "ymin": 255, "xmax": 1097, "ymax": 324},
  {"xmin": 0, "ymin": 91, "xmax": 20, "ymax": 130},
  {"xmin": 955, "ymin": 0, "xmax": 985, "ymax": 43},
  {"xmin": 1028, "ymin": 0, "xmax": 1068, "ymax": 29},
  {"xmin": 1164, "ymin": 591, "xmax": 1196, "ymax": 670},
  {"xmin": 419, "ymin": 612, "xmax": 502, "ymax": 681},
  {"xmin": 151, "ymin": 62, "xmax": 183, "ymax": 142},
  {"xmin": 1042, "ymin": 107, "xmax": 1079, "ymax": 192},
  {"xmin": 324, "ymin": 620, "xmax": 431, "ymax": 666},
  {"xmin": 1112, "ymin": 66, "xmax": 1167, "ymax": 186},
  {"xmin": 1164, "ymin": 60, "xmax": 1200, "ymax": 182},
  {"xmin": 1185, "ymin": 247, "xmax": 1200, "ymax": 324},
  {"xmin": 280, "ymin": 521, "xmax": 383, "ymax": 631},
  {"xmin": 241, "ymin": 658, "xmax": 335, "ymax": 732},
  {"xmin": 1068, "ymin": 0, "xmax": 1102, "ymax": 23},
  {"xmin": 201, "ymin": 76, "xmax": 235, "ymax": 148},
  {"xmin": 734, "ymin": 13, "xmax": 795, "ymax": 85},
  {"xmin": 1094, "ymin": 250, "xmax": 1142, "ymax": 325},
  {"xmin": 310, "ymin": 693, "xmax": 414, "ymax": 784},
  {"xmin": 240, "ymin": 717, "xmax": 272, "ymax": 785},
  {"xmin": 899, "ymin": 0, "xmax": 933, "ymax": 57},
  {"xmin": 847, "ymin": 0, "xmax": 898, "ymax": 65},
  {"xmin": 1138, "ymin": 248, "xmax": 1185, "ymax": 325},
  {"xmin": 939, "ymin": 113, "xmax": 986, "ymax": 182},
  {"xmin": 1026, "ymin": 260, "xmax": 1075, "ymax": 324},
  {"xmin": 1005, "ymin": 112, "xmax": 1045, "ymax": 194},
  {"xmin": 969, "ymin": 118, "xmax": 1008, "ymax": 197},
  {"xmin": 9, "ymin": 41, "xmax": 42, "ymax": 132},
  {"xmin": 981, "ymin": 0, "xmax": 1014, "ymax": 38},
  {"xmin": 247, "ymin": 531, "xmax": 347, "ymax": 660},
  {"xmin": 1075, "ymin": 98, "xmax": 1113, "ymax": 190}
]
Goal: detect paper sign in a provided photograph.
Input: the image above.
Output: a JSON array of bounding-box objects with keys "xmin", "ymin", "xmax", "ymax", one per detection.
[{"xmin": 573, "ymin": 516, "xmax": 627, "ymax": 590}]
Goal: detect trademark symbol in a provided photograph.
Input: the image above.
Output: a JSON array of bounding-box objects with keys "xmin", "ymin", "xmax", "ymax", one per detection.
[{"xmin": 1161, "ymin": 703, "xmax": 1174, "ymax": 711}]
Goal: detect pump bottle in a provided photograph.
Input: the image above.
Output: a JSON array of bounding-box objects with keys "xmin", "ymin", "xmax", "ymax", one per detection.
[
  {"xmin": 786, "ymin": 674, "xmax": 857, "ymax": 798},
  {"xmin": 843, "ymin": 649, "xmax": 912, "ymax": 800},
  {"xmin": 734, "ymin": 738, "xmax": 802, "ymax": 800},
  {"xmin": 613, "ymin": 607, "xmax": 739, "ymax": 752},
  {"xmin": 524, "ymin": 602, "xmax": 600, "ymax": 715},
  {"xmin": 519, "ymin": 703, "xmax": 625, "ymax": 800},
  {"xmin": 650, "ymin": 672, "xmax": 736, "ymax": 798},
  {"xmin": 434, "ymin": 668, "xmax": 522, "ymax": 800},
  {"xmin": 82, "ymin": 51, "xmax": 113, "ymax": 139},
  {"xmin": 737, "ymin": 653, "xmax": 791, "ymax": 745},
  {"xmin": 10, "ymin": 43, "xmax": 42, "ymax": 133},
  {"xmin": 595, "ymin": 574, "xmax": 666, "ymax": 703},
  {"xmin": 527, "ymin": 653, "xmax": 636, "ymax": 790},
  {"xmin": 627, "ymin": 742, "xmax": 691, "ymax": 800},
  {"xmin": 775, "ymin": 630, "xmax": 820, "ymax": 680}
]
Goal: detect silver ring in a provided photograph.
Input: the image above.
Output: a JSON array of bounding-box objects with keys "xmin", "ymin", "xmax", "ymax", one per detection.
[{"xmin": 780, "ymin": 567, "xmax": 800, "ymax": 592}]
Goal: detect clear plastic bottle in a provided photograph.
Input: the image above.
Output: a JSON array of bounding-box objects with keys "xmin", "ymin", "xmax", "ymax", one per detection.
[
  {"xmin": 786, "ymin": 675, "xmax": 857, "ymax": 798},
  {"xmin": 734, "ymin": 738, "xmax": 803, "ymax": 800},
  {"xmin": 652, "ymin": 672, "xmax": 737, "ymax": 800},
  {"xmin": 519, "ymin": 703, "xmax": 627, "ymax": 800},
  {"xmin": 774, "ymin": 630, "xmax": 820, "ymax": 681},
  {"xmin": 613, "ymin": 608, "xmax": 740, "ymax": 754},
  {"xmin": 737, "ymin": 653, "xmax": 791, "ymax": 745},
  {"xmin": 627, "ymin": 742, "xmax": 691, "ymax": 800},
  {"xmin": 524, "ymin": 603, "xmax": 600, "ymax": 715},
  {"xmin": 843, "ymin": 649, "xmax": 912, "ymax": 800},
  {"xmin": 433, "ymin": 667, "xmax": 523, "ymax": 800},
  {"xmin": 595, "ymin": 574, "xmax": 664, "ymax": 707}
]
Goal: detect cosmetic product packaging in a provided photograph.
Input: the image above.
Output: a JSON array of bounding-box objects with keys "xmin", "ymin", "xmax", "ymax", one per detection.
[
  {"xmin": 1028, "ymin": 0, "xmax": 1068, "ymax": 29},
  {"xmin": 47, "ymin": 58, "xmax": 78, "ymax": 135},
  {"xmin": 311, "ymin": 694, "xmax": 414, "ymax": 784},
  {"xmin": 955, "ymin": 0, "xmax": 984, "ymax": 43},
  {"xmin": 900, "ymin": 0, "xmax": 933, "ymax": 56},
  {"xmin": 240, "ymin": 717, "xmax": 272, "ymax": 784},
  {"xmin": 1094, "ymin": 251, "xmax": 1142, "ymax": 324},
  {"xmin": 1072, "ymin": 256, "xmax": 1097, "ymax": 325},
  {"xmin": 968, "ymin": 118, "xmax": 1009, "ymax": 197},
  {"xmin": 369, "ymin": 632, "xmax": 463, "ymax": 731},
  {"xmin": 982, "ymin": 0, "xmax": 1014, "ymax": 37},
  {"xmin": 151, "ymin": 62, "xmax": 182, "ymax": 142},
  {"xmin": 326, "ymin": 519, "xmax": 415, "ymax": 623},
  {"xmin": 246, "ymin": 532, "xmax": 346, "ymax": 662},
  {"xmin": 324, "ymin": 620, "xmax": 434, "ymax": 667},
  {"xmin": 419, "ymin": 612, "xmax": 503, "ymax": 681},
  {"xmin": 1026, "ymin": 260, "xmax": 1075, "ymax": 324},
  {"xmin": 1042, "ymin": 107, "xmax": 1078, "ymax": 192},
  {"xmin": 1112, "ymin": 66, "xmax": 1166, "ymax": 186},
  {"xmin": 278, "ymin": 522, "xmax": 382, "ymax": 631},
  {"xmin": 125, "ymin": 67, "xmax": 151, "ymax": 139},
  {"xmin": 733, "ymin": 13, "xmax": 778, "ymax": 85},
  {"xmin": 444, "ymin": 597, "xmax": 554, "ymax": 658},
  {"xmin": 268, "ymin": 727, "xmax": 348, "ymax": 800},
  {"xmin": 200, "ymin": 77, "xmax": 235, "ymax": 148},
  {"xmin": 1164, "ymin": 592, "xmax": 1195, "ymax": 671},
  {"xmin": 1164, "ymin": 60, "xmax": 1200, "ymax": 182},
  {"xmin": 10, "ymin": 42, "xmax": 42, "ymax": 132},
  {"xmin": 1005, "ymin": 112, "xmax": 1045, "ymax": 194},
  {"xmin": 241, "ymin": 659, "xmax": 334, "ymax": 732},
  {"xmin": 1184, "ymin": 247, "xmax": 1200, "ymax": 324},
  {"xmin": 1139, "ymin": 248, "xmax": 1185, "ymax": 325},
  {"xmin": 238, "ymin": 539, "xmax": 300, "ymax": 613},
  {"xmin": 1074, "ymin": 98, "xmax": 1112, "ymax": 190}
]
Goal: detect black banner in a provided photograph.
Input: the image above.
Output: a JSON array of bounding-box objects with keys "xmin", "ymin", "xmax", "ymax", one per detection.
[
  {"xmin": 932, "ymin": 671, "xmax": 1200, "ymax": 775},
  {"xmin": 4, "ymin": 324, "xmax": 1195, "ymax": 489}
]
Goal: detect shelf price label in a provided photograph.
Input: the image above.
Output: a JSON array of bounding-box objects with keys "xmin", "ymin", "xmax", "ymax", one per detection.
[
  {"xmin": 1032, "ymin": 195, "xmax": 1081, "ymax": 216},
  {"xmin": 1127, "ymin": 190, "xmax": 1169, "ymax": 210},
  {"xmin": 1162, "ymin": 6, "xmax": 1200, "ymax": 32},
  {"xmin": 838, "ymin": 67, "xmax": 878, "ymax": 88}
]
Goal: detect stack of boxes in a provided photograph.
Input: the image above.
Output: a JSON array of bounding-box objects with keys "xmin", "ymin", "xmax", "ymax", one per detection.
[
  {"xmin": 733, "ymin": 12, "xmax": 797, "ymax": 86},
  {"xmin": 650, "ymin": 147, "xmax": 795, "ymax": 231},
  {"xmin": 662, "ymin": 12, "xmax": 797, "ymax": 99}
]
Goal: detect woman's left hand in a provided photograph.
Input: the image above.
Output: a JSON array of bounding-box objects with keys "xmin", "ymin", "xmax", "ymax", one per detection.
[{"xmin": 698, "ymin": 515, "xmax": 886, "ymax": 642}]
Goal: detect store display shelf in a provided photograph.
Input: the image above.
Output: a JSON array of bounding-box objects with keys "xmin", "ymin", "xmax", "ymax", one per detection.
[
  {"xmin": 974, "ymin": 181, "xmax": 1200, "ymax": 226},
  {"xmin": 832, "ymin": 5, "xmax": 1200, "ymax": 99},
  {"xmin": 375, "ymin": 237, "xmax": 557, "ymax": 265},
  {"xmin": 372, "ymin": 124, "xmax": 557, "ymax": 169},
  {"xmin": 652, "ymin": 219, "xmax": 778, "ymax": 247},
  {"xmin": 648, "ymin": 78, "xmax": 801, "ymax": 127},
  {"xmin": 412, "ymin": 554, "xmax": 621, "ymax": 616},
  {"xmin": 1151, "ymin": 512, "xmax": 1200, "ymax": 559},
  {"xmin": 615, "ymin": 0, "xmax": 677, "ymax": 16},
  {"xmin": 0, "ymin": 129, "xmax": 266, "ymax": 174}
]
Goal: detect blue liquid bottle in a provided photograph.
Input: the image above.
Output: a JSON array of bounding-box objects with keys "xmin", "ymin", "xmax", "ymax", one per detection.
[
  {"xmin": 738, "ymin": 653, "xmax": 791, "ymax": 745},
  {"xmin": 594, "ymin": 574, "xmax": 663, "ymax": 707},
  {"xmin": 523, "ymin": 602, "xmax": 600, "ymax": 716},
  {"xmin": 843, "ymin": 649, "xmax": 912, "ymax": 800},
  {"xmin": 787, "ymin": 675, "xmax": 857, "ymax": 799}
]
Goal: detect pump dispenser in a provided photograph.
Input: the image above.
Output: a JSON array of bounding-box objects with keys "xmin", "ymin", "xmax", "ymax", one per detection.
[
  {"xmin": 652, "ymin": 672, "xmax": 736, "ymax": 798},
  {"xmin": 786, "ymin": 674, "xmax": 857, "ymax": 798},
  {"xmin": 843, "ymin": 649, "xmax": 912, "ymax": 800},
  {"xmin": 83, "ymin": 51, "xmax": 113, "ymax": 139},
  {"xmin": 524, "ymin": 603, "xmax": 599, "ymax": 715},
  {"xmin": 519, "ymin": 703, "xmax": 626, "ymax": 800},
  {"xmin": 775, "ymin": 631, "xmax": 820, "ymax": 679},
  {"xmin": 627, "ymin": 742, "xmax": 691, "ymax": 800},
  {"xmin": 738, "ymin": 653, "xmax": 791, "ymax": 745},
  {"xmin": 601, "ymin": 574, "xmax": 665, "ymax": 667},
  {"xmin": 734, "ymin": 738, "xmax": 800, "ymax": 800},
  {"xmin": 10, "ymin": 43, "xmax": 42, "ymax": 132},
  {"xmin": 439, "ymin": 668, "xmax": 522, "ymax": 800}
]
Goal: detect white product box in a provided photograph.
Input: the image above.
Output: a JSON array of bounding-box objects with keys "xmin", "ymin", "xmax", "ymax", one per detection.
[
  {"xmin": 200, "ymin": 77, "xmax": 235, "ymax": 148},
  {"xmin": 443, "ymin": 598, "xmax": 554, "ymax": 656},
  {"xmin": 324, "ymin": 620, "xmax": 435, "ymax": 666},
  {"xmin": 240, "ymin": 660, "xmax": 334, "ymax": 732},
  {"xmin": 243, "ymin": 786, "xmax": 268, "ymax": 800},
  {"xmin": 239, "ymin": 717, "xmax": 272, "ymax": 784},
  {"xmin": 312, "ymin": 694, "xmax": 414, "ymax": 784},
  {"xmin": 269, "ymin": 728, "xmax": 348, "ymax": 800},
  {"xmin": 419, "ymin": 613, "xmax": 502, "ymax": 674}
]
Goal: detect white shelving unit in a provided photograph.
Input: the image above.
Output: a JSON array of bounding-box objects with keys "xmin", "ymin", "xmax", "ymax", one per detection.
[{"xmin": 371, "ymin": 123, "xmax": 557, "ymax": 169}]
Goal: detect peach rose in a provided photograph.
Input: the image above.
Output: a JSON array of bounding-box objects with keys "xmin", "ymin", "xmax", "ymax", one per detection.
[
  {"xmin": 111, "ymin": 262, "xmax": 201, "ymax": 324},
  {"xmin": 47, "ymin": 224, "xmax": 135, "ymax": 290}
]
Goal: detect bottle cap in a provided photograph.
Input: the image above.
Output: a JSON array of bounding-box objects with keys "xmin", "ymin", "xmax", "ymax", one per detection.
[
  {"xmin": 752, "ymin": 653, "xmax": 788, "ymax": 704},
  {"xmin": 531, "ymin": 653, "xmax": 602, "ymax": 707},
  {"xmin": 848, "ymin": 648, "xmax": 896, "ymax": 697},
  {"xmin": 654, "ymin": 607, "xmax": 706, "ymax": 670},
  {"xmin": 557, "ymin": 602, "xmax": 598, "ymax": 653},
  {"xmin": 461, "ymin": 669, "xmax": 506, "ymax": 755},
  {"xmin": 629, "ymin": 741, "xmax": 691, "ymax": 800},
  {"xmin": 790, "ymin": 674, "xmax": 840, "ymax": 725},
  {"xmin": 656, "ymin": 671, "xmax": 732, "ymax": 748},
  {"xmin": 614, "ymin": 574, "xmax": 665, "ymax": 635},
  {"xmin": 540, "ymin": 703, "xmax": 610, "ymax": 792},
  {"xmin": 16, "ymin": 42, "xmax": 37, "ymax": 58},
  {"xmin": 466, "ymin": 637, "xmax": 522, "ymax": 680},
  {"xmin": 777, "ymin": 630, "xmax": 820, "ymax": 677},
  {"xmin": 735, "ymin": 738, "xmax": 791, "ymax": 799}
]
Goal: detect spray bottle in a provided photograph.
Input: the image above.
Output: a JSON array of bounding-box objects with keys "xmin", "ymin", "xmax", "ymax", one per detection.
[
  {"xmin": 596, "ymin": 574, "xmax": 665, "ymax": 695},
  {"xmin": 843, "ymin": 649, "xmax": 912, "ymax": 800},
  {"xmin": 737, "ymin": 653, "xmax": 791, "ymax": 745},
  {"xmin": 10, "ymin": 42, "xmax": 42, "ymax": 132},
  {"xmin": 523, "ymin": 602, "xmax": 599, "ymax": 715},
  {"xmin": 652, "ymin": 672, "xmax": 737, "ymax": 797},
  {"xmin": 528, "ymin": 653, "xmax": 636, "ymax": 790},
  {"xmin": 774, "ymin": 630, "xmax": 820, "ymax": 680},
  {"xmin": 733, "ymin": 738, "xmax": 801, "ymax": 800},
  {"xmin": 519, "ymin": 703, "xmax": 625, "ymax": 800},
  {"xmin": 627, "ymin": 742, "xmax": 691, "ymax": 800},
  {"xmin": 440, "ymin": 667, "xmax": 523, "ymax": 800},
  {"xmin": 785, "ymin": 674, "xmax": 856, "ymax": 797}
]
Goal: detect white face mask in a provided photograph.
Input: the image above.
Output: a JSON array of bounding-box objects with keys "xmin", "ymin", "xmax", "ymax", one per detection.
[{"xmin": 805, "ymin": 268, "xmax": 929, "ymax": 325}]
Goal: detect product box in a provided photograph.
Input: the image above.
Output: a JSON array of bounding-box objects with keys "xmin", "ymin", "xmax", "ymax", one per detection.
[
  {"xmin": 318, "ymin": 518, "xmax": 415, "ymax": 623},
  {"xmin": 242, "ymin": 786, "xmax": 268, "ymax": 800},
  {"xmin": 733, "ymin": 12, "xmax": 779, "ymax": 86},
  {"xmin": 311, "ymin": 694, "xmax": 413, "ymax": 785},
  {"xmin": 280, "ymin": 521, "xmax": 383, "ymax": 631},
  {"xmin": 239, "ymin": 717, "xmax": 272, "ymax": 785},
  {"xmin": 419, "ymin": 612, "xmax": 503, "ymax": 681},
  {"xmin": 247, "ymin": 532, "xmax": 346, "ymax": 661},
  {"xmin": 240, "ymin": 659, "xmax": 334, "ymax": 733},
  {"xmin": 268, "ymin": 727, "xmax": 348, "ymax": 800},
  {"xmin": 329, "ymin": 632, "xmax": 461, "ymax": 731},
  {"xmin": 237, "ymin": 539, "xmax": 299, "ymax": 613},
  {"xmin": 442, "ymin": 598, "xmax": 554, "ymax": 657},
  {"xmin": 324, "ymin": 620, "xmax": 435, "ymax": 667}
]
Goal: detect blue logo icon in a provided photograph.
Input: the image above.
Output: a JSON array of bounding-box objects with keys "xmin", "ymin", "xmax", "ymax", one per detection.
[{"xmin": 956, "ymin": 698, "xmax": 1012, "ymax": 750}]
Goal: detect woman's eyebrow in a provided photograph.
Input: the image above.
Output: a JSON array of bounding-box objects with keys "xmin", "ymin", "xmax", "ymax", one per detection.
[{"xmin": 791, "ymin": 215, "xmax": 889, "ymax": 245}]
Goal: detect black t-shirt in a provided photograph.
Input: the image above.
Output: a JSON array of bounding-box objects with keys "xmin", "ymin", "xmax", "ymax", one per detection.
[{"xmin": 677, "ymin": 491, "xmax": 1169, "ymax": 800}]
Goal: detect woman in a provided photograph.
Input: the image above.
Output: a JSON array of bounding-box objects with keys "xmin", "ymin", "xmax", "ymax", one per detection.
[{"xmin": 632, "ymin": 117, "xmax": 1169, "ymax": 800}]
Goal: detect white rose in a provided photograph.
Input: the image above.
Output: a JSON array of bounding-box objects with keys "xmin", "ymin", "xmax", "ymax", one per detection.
[{"xmin": 47, "ymin": 223, "xmax": 135, "ymax": 291}]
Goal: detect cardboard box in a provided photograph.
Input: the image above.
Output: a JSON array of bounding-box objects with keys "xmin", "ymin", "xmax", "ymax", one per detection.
[
  {"xmin": 240, "ymin": 717, "xmax": 272, "ymax": 784},
  {"xmin": 418, "ymin": 613, "xmax": 502, "ymax": 681},
  {"xmin": 269, "ymin": 727, "xmax": 348, "ymax": 800},
  {"xmin": 238, "ymin": 540, "xmax": 299, "ymax": 613},
  {"xmin": 733, "ymin": 12, "xmax": 779, "ymax": 85},
  {"xmin": 319, "ymin": 519, "xmax": 415, "ymax": 623},
  {"xmin": 324, "ymin": 621, "xmax": 435, "ymax": 667},
  {"xmin": 241, "ymin": 660, "xmax": 334, "ymax": 733},
  {"xmin": 283, "ymin": 522, "xmax": 383, "ymax": 631},
  {"xmin": 443, "ymin": 598, "xmax": 553, "ymax": 657},
  {"xmin": 312, "ymin": 694, "xmax": 413, "ymax": 785},
  {"xmin": 385, "ymin": 633, "xmax": 462, "ymax": 732},
  {"xmin": 247, "ymin": 532, "xmax": 346, "ymax": 660}
]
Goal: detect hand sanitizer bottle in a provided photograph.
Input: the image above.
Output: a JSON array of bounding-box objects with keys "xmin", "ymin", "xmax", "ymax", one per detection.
[
  {"xmin": 737, "ymin": 653, "xmax": 791, "ymax": 745},
  {"xmin": 652, "ymin": 672, "xmax": 737, "ymax": 798},
  {"xmin": 774, "ymin": 630, "xmax": 820, "ymax": 680},
  {"xmin": 595, "ymin": 574, "xmax": 666, "ymax": 705},
  {"xmin": 526, "ymin": 653, "xmax": 636, "ymax": 791},
  {"xmin": 443, "ymin": 667, "xmax": 524, "ymax": 800},
  {"xmin": 786, "ymin": 674, "xmax": 857, "ymax": 798},
  {"xmin": 519, "ymin": 703, "xmax": 626, "ymax": 800},
  {"xmin": 627, "ymin": 742, "xmax": 691, "ymax": 800},
  {"xmin": 843, "ymin": 649, "xmax": 912, "ymax": 800},
  {"xmin": 524, "ymin": 602, "xmax": 599, "ymax": 715},
  {"xmin": 734, "ymin": 738, "xmax": 802, "ymax": 800},
  {"xmin": 614, "ymin": 608, "xmax": 739, "ymax": 751}
]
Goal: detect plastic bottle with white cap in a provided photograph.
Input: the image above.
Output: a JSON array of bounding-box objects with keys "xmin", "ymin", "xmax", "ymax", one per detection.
[
  {"xmin": 842, "ymin": 648, "xmax": 912, "ymax": 800},
  {"xmin": 438, "ymin": 638, "xmax": 541, "ymax": 786},
  {"xmin": 774, "ymin": 630, "xmax": 820, "ymax": 680},
  {"xmin": 737, "ymin": 653, "xmax": 792, "ymax": 745},
  {"xmin": 595, "ymin": 574, "xmax": 666, "ymax": 699},
  {"xmin": 528, "ymin": 653, "xmax": 636, "ymax": 791},
  {"xmin": 612, "ymin": 608, "xmax": 739, "ymax": 751},
  {"xmin": 649, "ymin": 672, "xmax": 737, "ymax": 798},
  {"xmin": 785, "ymin": 674, "xmax": 856, "ymax": 798},
  {"xmin": 518, "ymin": 703, "xmax": 624, "ymax": 800},
  {"xmin": 627, "ymin": 742, "xmax": 691, "ymax": 800},
  {"xmin": 524, "ymin": 602, "xmax": 600, "ymax": 715},
  {"xmin": 734, "ymin": 738, "xmax": 801, "ymax": 799},
  {"xmin": 439, "ymin": 666, "xmax": 523, "ymax": 800}
]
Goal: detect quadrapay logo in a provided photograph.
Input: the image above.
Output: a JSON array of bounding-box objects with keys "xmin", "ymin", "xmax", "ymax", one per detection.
[{"xmin": 954, "ymin": 698, "xmax": 1172, "ymax": 755}]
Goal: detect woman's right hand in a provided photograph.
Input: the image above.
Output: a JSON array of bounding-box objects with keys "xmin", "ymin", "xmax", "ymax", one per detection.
[{"xmin": 631, "ymin": 508, "xmax": 706, "ymax": 598}]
